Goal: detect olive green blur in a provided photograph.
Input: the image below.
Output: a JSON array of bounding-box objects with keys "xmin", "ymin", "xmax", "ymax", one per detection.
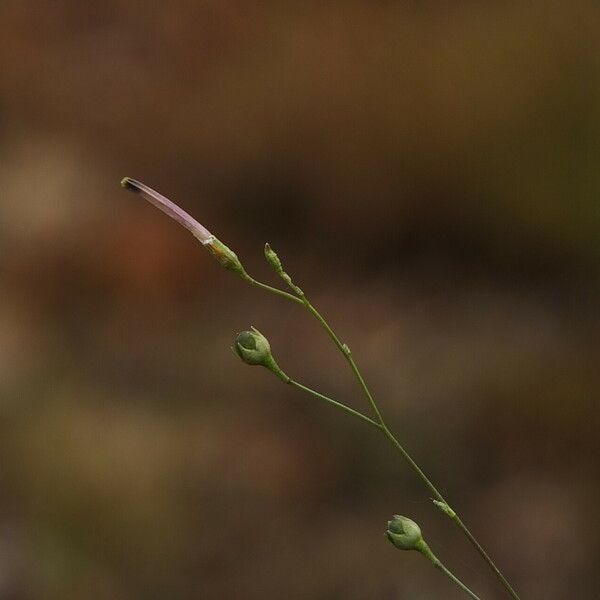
[{"xmin": 0, "ymin": 2, "xmax": 598, "ymax": 599}]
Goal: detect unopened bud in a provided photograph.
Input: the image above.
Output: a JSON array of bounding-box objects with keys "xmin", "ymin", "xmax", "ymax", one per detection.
[
  {"xmin": 263, "ymin": 243, "xmax": 303, "ymax": 297},
  {"xmin": 234, "ymin": 327, "xmax": 289, "ymax": 382},
  {"xmin": 264, "ymin": 243, "xmax": 283, "ymax": 274},
  {"xmin": 386, "ymin": 515, "xmax": 425, "ymax": 552}
]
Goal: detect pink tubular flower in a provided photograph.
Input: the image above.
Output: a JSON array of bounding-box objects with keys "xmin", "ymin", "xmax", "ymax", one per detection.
[
  {"xmin": 121, "ymin": 177, "xmax": 214, "ymax": 244},
  {"xmin": 121, "ymin": 177, "xmax": 245, "ymax": 275}
]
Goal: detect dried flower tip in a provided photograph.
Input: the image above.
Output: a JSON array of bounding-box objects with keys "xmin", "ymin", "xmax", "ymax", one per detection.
[{"xmin": 121, "ymin": 177, "xmax": 214, "ymax": 244}]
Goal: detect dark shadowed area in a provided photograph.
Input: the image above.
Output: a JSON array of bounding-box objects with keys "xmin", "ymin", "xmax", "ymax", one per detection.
[{"xmin": 0, "ymin": 2, "xmax": 598, "ymax": 599}]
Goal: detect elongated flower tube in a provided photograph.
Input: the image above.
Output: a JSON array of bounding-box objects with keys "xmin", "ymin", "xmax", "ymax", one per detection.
[{"xmin": 121, "ymin": 177, "xmax": 246, "ymax": 275}]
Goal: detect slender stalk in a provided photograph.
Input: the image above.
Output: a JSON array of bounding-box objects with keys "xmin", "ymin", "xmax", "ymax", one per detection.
[
  {"xmin": 290, "ymin": 382, "xmax": 481, "ymax": 600},
  {"xmin": 242, "ymin": 272, "xmax": 304, "ymax": 305},
  {"xmin": 427, "ymin": 551, "xmax": 482, "ymax": 600},
  {"xmin": 246, "ymin": 274, "xmax": 521, "ymax": 600},
  {"xmin": 300, "ymin": 298, "xmax": 385, "ymax": 425},
  {"xmin": 451, "ymin": 514, "xmax": 519, "ymax": 600},
  {"xmin": 288, "ymin": 379, "xmax": 382, "ymax": 429}
]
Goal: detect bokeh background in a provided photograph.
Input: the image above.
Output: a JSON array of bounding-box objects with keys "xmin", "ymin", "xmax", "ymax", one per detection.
[{"xmin": 0, "ymin": 2, "xmax": 599, "ymax": 599}]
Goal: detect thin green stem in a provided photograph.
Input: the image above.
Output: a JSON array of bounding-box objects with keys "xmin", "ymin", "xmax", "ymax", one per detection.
[
  {"xmin": 245, "ymin": 273, "xmax": 521, "ymax": 600},
  {"xmin": 451, "ymin": 514, "xmax": 520, "ymax": 600},
  {"xmin": 288, "ymin": 379, "xmax": 382, "ymax": 430},
  {"xmin": 289, "ymin": 382, "xmax": 482, "ymax": 600},
  {"xmin": 300, "ymin": 298, "xmax": 385, "ymax": 425},
  {"xmin": 385, "ymin": 430, "xmax": 519, "ymax": 599},
  {"xmin": 425, "ymin": 547, "xmax": 481, "ymax": 600},
  {"xmin": 435, "ymin": 561, "xmax": 481, "ymax": 600},
  {"xmin": 289, "ymin": 379, "xmax": 516, "ymax": 599},
  {"xmin": 381, "ymin": 426, "xmax": 444, "ymax": 502},
  {"xmin": 242, "ymin": 272, "xmax": 304, "ymax": 305}
]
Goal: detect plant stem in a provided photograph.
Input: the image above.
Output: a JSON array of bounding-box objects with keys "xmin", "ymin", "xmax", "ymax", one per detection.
[
  {"xmin": 300, "ymin": 298, "xmax": 385, "ymax": 425},
  {"xmin": 383, "ymin": 429, "xmax": 519, "ymax": 599},
  {"xmin": 288, "ymin": 379, "xmax": 382, "ymax": 429},
  {"xmin": 418, "ymin": 541, "xmax": 482, "ymax": 600},
  {"xmin": 246, "ymin": 274, "xmax": 520, "ymax": 600},
  {"xmin": 289, "ymin": 380, "xmax": 481, "ymax": 600},
  {"xmin": 434, "ymin": 561, "xmax": 482, "ymax": 600},
  {"xmin": 451, "ymin": 514, "xmax": 520, "ymax": 600},
  {"xmin": 242, "ymin": 272, "xmax": 304, "ymax": 305}
]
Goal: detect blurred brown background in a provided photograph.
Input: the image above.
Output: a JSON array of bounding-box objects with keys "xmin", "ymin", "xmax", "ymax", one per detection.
[{"xmin": 0, "ymin": 2, "xmax": 599, "ymax": 599}]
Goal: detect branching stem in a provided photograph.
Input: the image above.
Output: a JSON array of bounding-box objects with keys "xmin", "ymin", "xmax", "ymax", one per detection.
[{"xmin": 245, "ymin": 271, "xmax": 521, "ymax": 600}]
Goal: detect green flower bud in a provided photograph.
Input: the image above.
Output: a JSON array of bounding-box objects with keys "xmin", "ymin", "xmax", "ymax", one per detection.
[
  {"xmin": 263, "ymin": 243, "xmax": 303, "ymax": 297},
  {"xmin": 385, "ymin": 515, "xmax": 482, "ymax": 598},
  {"xmin": 264, "ymin": 243, "xmax": 283, "ymax": 274},
  {"xmin": 386, "ymin": 515, "xmax": 425, "ymax": 552},
  {"xmin": 234, "ymin": 327, "xmax": 289, "ymax": 382},
  {"xmin": 235, "ymin": 328, "xmax": 270, "ymax": 365}
]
